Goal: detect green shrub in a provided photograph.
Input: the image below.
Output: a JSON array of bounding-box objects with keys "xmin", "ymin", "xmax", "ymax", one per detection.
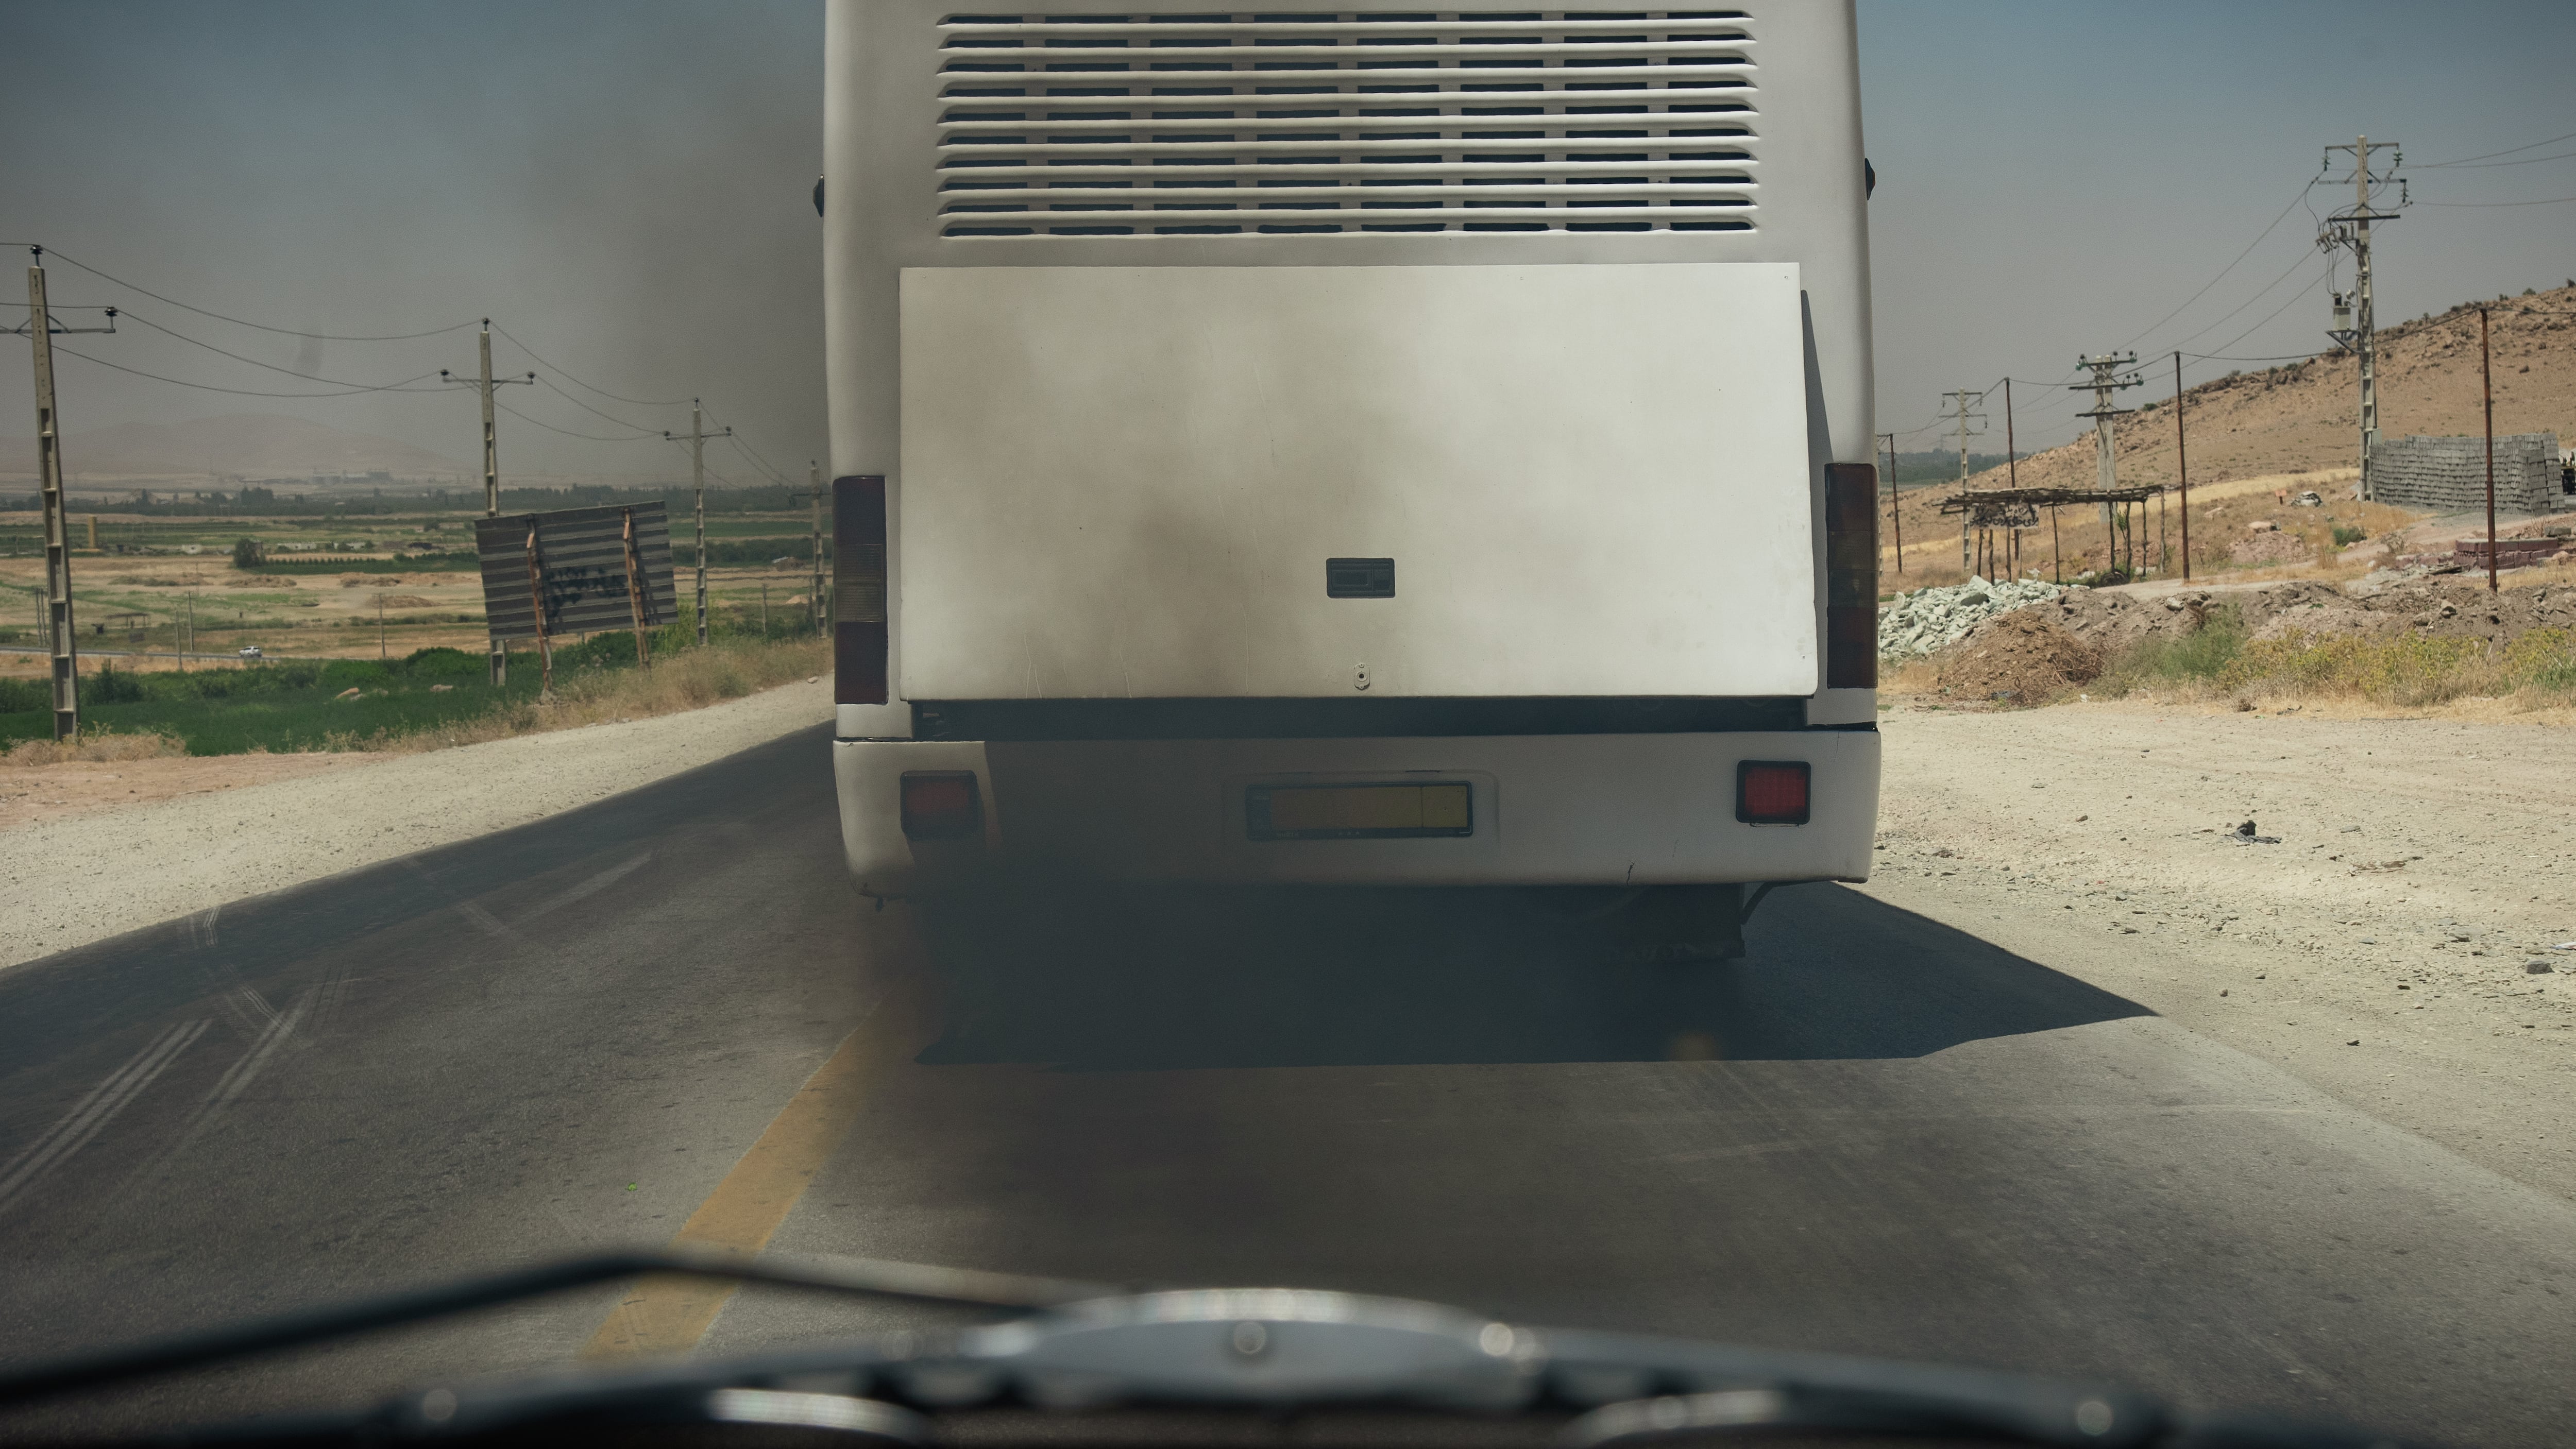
[
  {"xmin": 2331, "ymin": 524, "xmax": 2367, "ymax": 547},
  {"xmin": 318, "ymin": 659, "xmax": 394, "ymax": 690},
  {"xmin": 400, "ymin": 646, "xmax": 489, "ymax": 679},
  {"xmin": 87, "ymin": 663, "xmax": 150, "ymax": 705},
  {"xmin": 2092, "ymin": 605, "xmax": 2246, "ymax": 695},
  {"xmin": 231, "ymin": 537, "xmax": 264, "ymax": 569}
]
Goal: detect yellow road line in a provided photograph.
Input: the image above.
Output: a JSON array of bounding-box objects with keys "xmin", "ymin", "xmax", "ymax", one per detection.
[{"xmin": 582, "ymin": 1022, "xmax": 887, "ymax": 1359}]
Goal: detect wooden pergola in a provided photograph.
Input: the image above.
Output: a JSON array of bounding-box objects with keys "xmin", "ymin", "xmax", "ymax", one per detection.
[{"xmin": 1938, "ymin": 485, "xmax": 2169, "ymax": 583}]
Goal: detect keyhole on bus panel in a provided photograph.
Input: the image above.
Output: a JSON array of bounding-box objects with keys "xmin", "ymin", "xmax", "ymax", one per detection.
[{"xmin": 1354, "ymin": 663, "xmax": 1371, "ymax": 692}]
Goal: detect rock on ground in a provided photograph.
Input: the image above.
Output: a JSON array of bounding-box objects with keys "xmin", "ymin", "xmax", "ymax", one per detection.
[
  {"xmin": 2042, "ymin": 574, "xmax": 2576, "ymax": 653},
  {"xmin": 1878, "ymin": 576, "xmax": 2067, "ymax": 659}
]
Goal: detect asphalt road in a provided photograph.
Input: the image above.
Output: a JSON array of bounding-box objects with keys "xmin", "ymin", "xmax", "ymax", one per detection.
[
  {"xmin": 0, "ymin": 645, "xmax": 241, "ymax": 661},
  {"xmin": 2, "ymin": 723, "xmax": 2572, "ymax": 1444}
]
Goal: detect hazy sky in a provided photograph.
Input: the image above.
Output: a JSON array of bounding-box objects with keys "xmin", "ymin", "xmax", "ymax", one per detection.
[{"xmin": 4, "ymin": 0, "xmax": 2572, "ymax": 482}]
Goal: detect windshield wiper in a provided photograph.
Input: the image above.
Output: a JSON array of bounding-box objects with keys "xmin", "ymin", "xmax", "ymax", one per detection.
[
  {"xmin": 0, "ymin": 1250, "xmax": 2423, "ymax": 1448},
  {"xmin": 0, "ymin": 1248, "xmax": 1113, "ymax": 1410}
]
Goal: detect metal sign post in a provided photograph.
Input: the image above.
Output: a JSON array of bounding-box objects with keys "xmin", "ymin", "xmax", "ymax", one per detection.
[
  {"xmin": 523, "ymin": 519, "xmax": 555, "ymax": 700},
  {"xmin": 477, "ymin": 503, "xmax": 678, "ymax": 676},
  {"xmin": 621, "ymin": 507, "xmax": 655, "ymax": 667}
]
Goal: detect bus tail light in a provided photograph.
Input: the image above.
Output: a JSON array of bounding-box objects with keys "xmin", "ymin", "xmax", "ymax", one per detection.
[
  {"xmin": 900, "ymin": 771, "xmax": 982, "ymax": 842},
  {"xmin": 834, "ymin": 474, "xmax": 888, "ymax": 704},
  {"xmin": 1824, "ymin": 462, "xmax": 1878, "ymax": 689},
  {"xmin": 1737, "ymin": 761, "xmax": 1811, "ymax": 826}
]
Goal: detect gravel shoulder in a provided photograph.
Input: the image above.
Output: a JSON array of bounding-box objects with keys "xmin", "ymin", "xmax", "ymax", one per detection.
[
  {"xmin": 1862, "ymin": 697, "xmax": 2576, "ymax": 1204},
  {"xmin": 1, "ymin": 678, "xmax": 833, "ymax": 970}
]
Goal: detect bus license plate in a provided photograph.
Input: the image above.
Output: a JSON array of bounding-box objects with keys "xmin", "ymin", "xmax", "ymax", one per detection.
[{"xmin": 1245, "ymin": 782, "xmax": 1472, "ymax": 841}]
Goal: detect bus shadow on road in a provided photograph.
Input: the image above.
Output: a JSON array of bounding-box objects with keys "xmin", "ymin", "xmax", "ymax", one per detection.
[{"xmin": 909, "ymin": 881, "xmax": 2151, "ymax": 1071}]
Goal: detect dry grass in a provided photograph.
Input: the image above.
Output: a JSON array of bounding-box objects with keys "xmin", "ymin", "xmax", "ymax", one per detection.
[
  {"xmin": 3, "ymin": 725, "xmax": 192, "ymax": 766},
  {"xmin": 330, "ymin": 636, "xmax": 830, "ymax": 754},
  {"xmin": 2077, "ymin": 615, "xmax": 2576, "ymax": 718},
  {"xmin": 2214, "ymin": 627, "xmax": 2576, "ymax": 710},
  {"xmin": 1891, "ymin": 590, "xmax": 2576, "ymax": 720}
]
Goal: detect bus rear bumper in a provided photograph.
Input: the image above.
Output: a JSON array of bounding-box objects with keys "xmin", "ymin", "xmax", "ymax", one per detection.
[{"xmin": 836, "ymin": 729, "xmax": 1878, "ymax": 897}]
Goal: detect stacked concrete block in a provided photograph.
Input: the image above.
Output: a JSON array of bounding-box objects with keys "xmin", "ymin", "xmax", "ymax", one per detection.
[{"xmin": 2368, "ymin": 433, "xmax": 2566, "ymax": 514}]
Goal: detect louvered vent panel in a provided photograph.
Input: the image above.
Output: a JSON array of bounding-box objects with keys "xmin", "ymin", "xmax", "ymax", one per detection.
[{"xmin": 937, "ymin": 10, "xmax": 1756, "ymax": 236}]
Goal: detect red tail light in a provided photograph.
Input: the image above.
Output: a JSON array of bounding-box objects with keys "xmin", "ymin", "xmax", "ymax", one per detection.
[
  {"xmin": 1737, "ymin": 761, "xmax": 1811, "ymax": 825},
  {"xmin": 1824, "ymin": 462, "xmax": 1878, "ymax": 689},
  {"xmin": 900, "ymin": 771, "xmax": 982, "ymax": 842},
  {"xmin": 834, "ymin": 474, "xmax": 888, "ymax": 705}
]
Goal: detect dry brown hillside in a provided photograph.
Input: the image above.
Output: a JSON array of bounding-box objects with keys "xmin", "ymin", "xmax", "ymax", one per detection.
[{"xmin": 1886, "ymin": 282, "xmax": 2576, "ymax": 586}]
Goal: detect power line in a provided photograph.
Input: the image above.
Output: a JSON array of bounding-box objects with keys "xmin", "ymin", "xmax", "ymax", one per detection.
[
  {"xmin": 50, "ymin": 346, "xmax": 442, "ymax": 398},
  {"xmin": 2199, "ymin": 265, "xmax": 2333, "ymax": 360},
  {"xmin": 2415, "ymin": 128, "xmax": 2576, "ymax": 168},
  {"xmin": 533, "ymin": 375, "xmax": 667, "ymax": 435},
  {"xmin": 2169, "ymin": 248, "xmax": 2326, "ymax": 350},
  {"xmin": 489, "ymin": 322, "xmax": 689, "ymax": 407},
  {"xmin": 31, "ymin": 247, "xmax": 477, "ymax": 341},
  {"xmin": 13, "ymin": 243, "xmax": 809, "ymax": 476},
  {"xmin": 2419, "ymin": 148, "xmax": 2576, "ymax": 171},
  {"xmin": 723, "ymin": 434, "xmax": 791, "ymax": 485},
  {"xmin": 116, "ymin": 310, "xmax": 446, "ymax": 392},
  {"xmin": 2119, "ymin": 178, "xmax": 2318, "ymax": 350},
  {"xmin": 495, "ymin": 398, "xmax": 662, "ymax": 443},
  {"xmin": 2417, "ymin": 194, "xmax": 2576, "ymax": 208},
  {"xmin": 704, "ymin": 412, "xmax": 793, "ymax": 484}
]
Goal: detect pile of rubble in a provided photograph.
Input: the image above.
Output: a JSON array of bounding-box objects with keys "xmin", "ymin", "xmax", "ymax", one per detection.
[{"xmin": 1878, "ymin": 576, "xmax": 2068, "ymax": 660}]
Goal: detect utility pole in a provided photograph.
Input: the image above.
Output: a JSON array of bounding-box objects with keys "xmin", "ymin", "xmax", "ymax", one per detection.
[
  {"xmin": 2481, "ymin": 306, "xmax": 2497, "ymax": 594},
  {"xmin": 2318, "ymin": 136, "xmax": 2404, "ymax": 500},
  {"xmin": 2071, "ymin": 352, "xmax": 2141, "ymax": 553},
  {"xmin": 15, "ymin": 248, "xmax": 117, "ymax": 740},
  {"xmin": 1941, "ymin": 389, "xmax": 1987, "ymax": 572},
  {"xmin": 440, "ymin": 320, "xmax": 533, "ymax": 685},
  {"xmin": 809, "ymin": 461, "xmax": 828, "ymax": 632},
  {"xmin": 1878, "ymin": 433, "xmax": 1901, "ymax": 574},
  {"xmin": 2173, "ymin": 351, "xmax": 2191, "ymax": 581},
  {"xmin": 664, "ymin": 402, "xmax": 730, "ymax": 646}
]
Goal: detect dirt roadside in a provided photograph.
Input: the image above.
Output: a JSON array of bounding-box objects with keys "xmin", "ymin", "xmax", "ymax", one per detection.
[
  {"xmin": 1863, "ymin": 698, "xmax": 2576, "ymax": 1205},
  {"xmin": 0, "ymin": 678, "xmax": 832, "ymax": 970}
]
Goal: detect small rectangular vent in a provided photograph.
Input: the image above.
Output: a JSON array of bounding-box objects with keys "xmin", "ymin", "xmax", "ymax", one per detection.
[
  {"xmin": 1326, "ymin": 556, "xmax": 1395, "ymax": 597},
  {"xmin": 937, "ymin": 10, "xmax": 1756, "ymax": 237}
]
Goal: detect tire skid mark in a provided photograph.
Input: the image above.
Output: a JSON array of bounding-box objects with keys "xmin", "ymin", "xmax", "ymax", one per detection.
[
  {"xmin": 194, "ymin": 988, "xmax": 314, "ymax": 1126},
  {"xmin": 455, "ymin": 901, "xmax": 513, "ymax": 940},
  {"xmin": 218, "ymin": 984, "xmax": 281, "ymax": 1038},
  {"xmin": 0, "ymin": 1019, "xmax": 209, "ymax": 1214},
  {"xmin": 517, "ymin": 851, "xmax": 655, "ymax": 926},
  {"xmin": 124, "ymin": 988, "xmax": 319, "ymax": 1189},
  {"xmin": 307, "ymin": 964, "xmax": 359, "ymax": 1039}
]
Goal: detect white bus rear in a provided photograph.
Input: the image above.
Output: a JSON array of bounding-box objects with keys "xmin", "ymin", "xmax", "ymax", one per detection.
[{"xmin": 822, "ymin": 1, "xmax": 1880, "ymax": 951}]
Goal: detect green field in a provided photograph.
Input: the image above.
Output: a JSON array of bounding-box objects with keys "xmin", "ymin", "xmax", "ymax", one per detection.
[
  {"xmin": 2, "ymin": 649, "xmax": 517, "ymax": 755},
  {"xmin": 2, "ymin": 633, "xmax": 681, "ymax": 755}
]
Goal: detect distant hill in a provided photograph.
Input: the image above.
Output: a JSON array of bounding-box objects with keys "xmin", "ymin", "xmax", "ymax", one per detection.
[
  {"xmin": 1890, "ymin": 281, "xmax": 2576, "ymax": 547},
  {"xmin": 0, "ymin": 412, "xmax": 468, "ymax": 485}
]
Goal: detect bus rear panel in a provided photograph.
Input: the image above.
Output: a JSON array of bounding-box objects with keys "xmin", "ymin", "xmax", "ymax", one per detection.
[{"xmin": 823, "ymin": 1, "xmax": 1878, "ymax": 898}]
